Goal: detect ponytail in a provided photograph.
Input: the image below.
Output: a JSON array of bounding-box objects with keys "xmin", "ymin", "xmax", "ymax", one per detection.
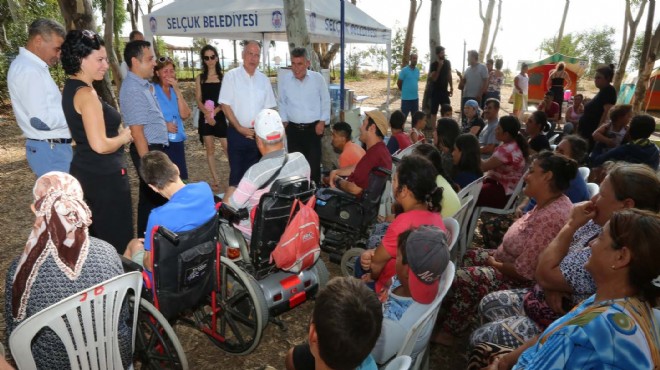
[{"xmin": 425, "ymin": 186, "xmax": 443, "ymax": 213}]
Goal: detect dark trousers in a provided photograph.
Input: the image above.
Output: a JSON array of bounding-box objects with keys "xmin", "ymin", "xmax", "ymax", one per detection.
[
  {"xmin": 71, "ymin": 163, "xmax": 134, "ymax": 254},
  {"xmin": 227, "ymin": 126, "xmax": 261, "ymax": 187},
  {"xmin": 130, "ymin": 143, "xmax": 167, "ymax": 237},
  {"xmin": 286, "ymin": 122, "xmax": 322, "ymax": 184}
]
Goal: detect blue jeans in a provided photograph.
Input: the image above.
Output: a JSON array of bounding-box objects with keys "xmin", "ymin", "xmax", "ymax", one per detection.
[
  {"xmin": 400, "ymin": 99, "xmax": 419, "ymax": 121},
  {"xmin": 25, "ymin": 139, "xmax": 73, "ymax": 177}
]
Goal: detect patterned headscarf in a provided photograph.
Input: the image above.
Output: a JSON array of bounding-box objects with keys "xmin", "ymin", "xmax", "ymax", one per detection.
[{"xmin": 12, "ymin": 171, "xmax": 92, "ymax": 320}]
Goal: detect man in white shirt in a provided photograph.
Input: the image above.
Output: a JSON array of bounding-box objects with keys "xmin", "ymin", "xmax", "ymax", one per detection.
[
  {"xmin": 219, "ymin": 41, "xmax": 277, "ymax": 199},
  {"xmin": 8, "ymin": 18, "xmax": 70, "ymax": 177},
  {"xmin": 119, "ymin": 30, "xmax": 144, "ymax": 79},
  {"xmin": 278, "ymin": 47, "xmax": 330, "ymax": 184}
]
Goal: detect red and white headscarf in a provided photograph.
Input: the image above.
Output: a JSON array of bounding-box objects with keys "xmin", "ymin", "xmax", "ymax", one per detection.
[{"xmin": 12, "ymin": 171, "xmax": 92, "ymax": 320}]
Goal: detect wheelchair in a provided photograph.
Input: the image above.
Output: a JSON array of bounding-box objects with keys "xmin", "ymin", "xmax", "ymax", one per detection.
[
  {"xmin": 315, "ymin": 167, "xmax": 391, "ymax": 266},
  {"xmin": 123, "ymin": 176, "xmax": 329, "ymax": 368}
]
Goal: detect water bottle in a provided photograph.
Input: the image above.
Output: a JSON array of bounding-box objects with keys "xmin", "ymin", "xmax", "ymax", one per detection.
[
  {"xmin": 204, "ymin": 100, "xmax": 215, "ymax": 123},
  {"xmin": 168, "ymin": 115, "xmax": 178, "ymax": 142}
]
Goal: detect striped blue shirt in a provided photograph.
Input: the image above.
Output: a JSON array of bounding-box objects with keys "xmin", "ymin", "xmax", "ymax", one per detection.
[{"xmin": 119, "ymin": 71, "xmax": 168, "ymax": 145}]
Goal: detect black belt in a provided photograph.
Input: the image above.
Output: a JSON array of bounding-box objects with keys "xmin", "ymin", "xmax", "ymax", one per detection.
[
  {"xmin": 148, "ymin": 143, "xmax": 168, "ymax": 150},
  {"xmin": 288, "ymin": 121, "xmax": 319, "ymax": 130},
  {"xmin": 29, "ymin": 138, "xmax": 72, "ymax": 144}
]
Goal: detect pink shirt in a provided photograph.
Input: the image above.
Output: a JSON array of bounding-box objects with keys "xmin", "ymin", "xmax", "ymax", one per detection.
[
  {"xmin": 487, "ymin": 142, "xmax": 526, "ymax": 195},
  {"xmin": 494, "ymin": 195, "xmax": 572, "ymax": 280},
  {"xmin": 376, "ymin": 210, "xmax": 445, "ymax": 294}
]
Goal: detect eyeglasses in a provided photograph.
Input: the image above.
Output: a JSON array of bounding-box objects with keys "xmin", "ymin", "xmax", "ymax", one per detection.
[
  {"xmin": 158, "ymin": 56, "xmax": 173, "ymax": 63},
  {"xmin": 203, "ymin": 55, "xmax": 217, "ymax": 61}
]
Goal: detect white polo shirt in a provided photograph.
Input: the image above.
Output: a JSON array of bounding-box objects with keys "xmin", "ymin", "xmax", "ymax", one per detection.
[
  {"xmin": 8, "ymin": 47, "xmax": 70, "ymax": 140},
  {"xmin": 218, "ymin": 65, "xmax": 277, "ymax": 128}
]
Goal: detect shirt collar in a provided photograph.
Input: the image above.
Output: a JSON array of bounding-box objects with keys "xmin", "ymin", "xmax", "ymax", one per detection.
[
  {"xmin": 126, "ymin": 71, "xmax": 150, "ymax": 87},
  {"xmin": 290, "ymin": 71, "xmax": 308, "ymax": 82},
  {"xmin": 19, "ymin": 47, "xmax": 48, "ymax": 69}
]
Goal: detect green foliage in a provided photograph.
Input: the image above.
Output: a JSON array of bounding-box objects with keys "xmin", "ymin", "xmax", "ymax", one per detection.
[
  {"xmin": 538, "ymin": 27, "xmax": 616, "ymax": 77},
  {"xmin": 347, "ymin": 47, "xmax": 364, "ymax": 78},
  {"xmin": 391, "ymin": 25, "xmax": 405, "ymax": 71}
]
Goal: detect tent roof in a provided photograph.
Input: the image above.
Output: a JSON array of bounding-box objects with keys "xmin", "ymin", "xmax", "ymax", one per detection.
[
  {"xmin": 527, "ymin": 53, "xmax": 589, "ymax": 77},
  {"xmin": 144, "ymin": 0, "xmax": 390, "ymax": 44}
]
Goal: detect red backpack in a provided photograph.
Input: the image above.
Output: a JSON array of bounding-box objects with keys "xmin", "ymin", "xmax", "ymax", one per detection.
[{"xmin": 270, "ymin": 195, "xmax": 320, "ymax": 273}]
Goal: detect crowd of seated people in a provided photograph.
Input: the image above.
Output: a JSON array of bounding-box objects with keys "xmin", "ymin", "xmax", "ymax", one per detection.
[{"xmin": 8, "ymin": 21, "xmax": 660, "ymax": 370}]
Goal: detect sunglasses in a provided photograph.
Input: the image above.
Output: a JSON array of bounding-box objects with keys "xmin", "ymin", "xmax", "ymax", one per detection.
[
  {"xmin": 158, "ymin": 56, "xmax": 173, "ymax": 63},
  {"xmin": 203, "ymin": 55, "xmax": 217, "ymax": 61},
  {"xmin": 81, "ymin": 30, "xmax": 101, "ymax": 48},
  {"xmin": 82, "ymin": 30, "xmax": 97, "ymax": 40}
]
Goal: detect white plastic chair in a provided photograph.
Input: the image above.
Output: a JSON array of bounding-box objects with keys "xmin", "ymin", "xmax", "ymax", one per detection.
[
  {"xmin": 586, "ymin": 182, "xmax": 599, "ymax": 198},
  {"xmin": 449, "ymin": 195, "xmax": 472, "ymax": 263},
  {"xmin": 442, "ymin": 217, "xmax": 460, "ymax": 253},
  {"xmin": 464, "ymin": 174, "xmax": 527, "ymax": 256},
  {"xmin": 578, "ymin": 167, "xmax": 590, "ymax": 181},
  {"xmin": 456, "ymin": 177, "xmax": 484, "ymax": 260},
  {"xmin": 10, "ymin": 271, "xmax": 143, "ymax": 370},
  {"xmin": 396, "ymin": 262, "xmax": 456, "ymax": 370},
  {"xmin": 384, "ymin": 355, "xmax": 412, "ymax": 370}
]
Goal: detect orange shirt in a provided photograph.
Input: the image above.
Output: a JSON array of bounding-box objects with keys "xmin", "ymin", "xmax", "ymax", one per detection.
[{"xmin": 338, "ymin": 141, "xmax": 366, "ymax": 168}]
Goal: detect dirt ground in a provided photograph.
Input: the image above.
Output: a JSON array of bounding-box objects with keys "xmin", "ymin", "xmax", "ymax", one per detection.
[{"xmin": 0, "ymin": 73, "xmax": 657, "ymax": 369}]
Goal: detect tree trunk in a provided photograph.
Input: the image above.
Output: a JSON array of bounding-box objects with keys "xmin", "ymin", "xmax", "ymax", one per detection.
[
  {"xmin": 486, "ymin": 0, "xmax": 502, "ymax": 61},
  {"xmin": 422, "ymin": 0, "xmax": 441, "ymax": 138},
  {"xmin": 105, "ymin": 0, "xmax": 122, "ymax": 96},
  {"xmin": 633, "ymin": 0, "xmax": 655, "ymax": 112},
  {"xmin": 554, "ymin": 0, "xmax": 570, "ymax": 53},
  {"xmin": 402, "ymin": 0, "xmax": 421, "ymax": 68},
  {"xmin": 478, "ymin": 0, "xmax": 495, "ymax": 63},
  {"xmin": 614, "ymin": 0, "xmax": 647, "ymax": 91},
  {"xmin": 126, "ymin": 0, "xmax": 138, "ymax": 31},
  {"xmin": 58, "ymin": 0, "xmax": 117, "ymax": 107},
  {"xmin": 6, "ymin": 0, "xmax": 21, "ymax": 22},
  {"xmin": 283, "ymin": 0, "xmax": 318, "ymax": 71}
]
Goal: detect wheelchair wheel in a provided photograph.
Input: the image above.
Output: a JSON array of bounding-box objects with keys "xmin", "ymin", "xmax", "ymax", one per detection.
[
  {"xmin": 340, "ymin": 247, "xmax": 365, "ymax": 277},
  {"xmin": 204, "ymin": 258, "xmax": 269, "ymax": 355},
  {"xmin": 312, "ymin": 259, "xmax": 330, "ymax": 288},
  {"xmin": 131, "ymin": 296, "xmax": 189, "ymax": 370}
]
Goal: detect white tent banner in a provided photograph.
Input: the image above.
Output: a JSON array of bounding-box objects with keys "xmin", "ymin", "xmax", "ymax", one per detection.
[{"xmin": 143, "ymin": 0, "xmax": 390, "ymax": 44}]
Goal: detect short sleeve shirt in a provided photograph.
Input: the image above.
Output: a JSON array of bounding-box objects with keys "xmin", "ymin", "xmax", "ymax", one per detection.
[
  {"xmin": 398, "ymin": 66, "xmax": 420, "ymax": 100},
  {"xmin": 376, "ymin": 210, "xmax": 445, "ymax": 294},
  {"xmin": 578, "ymin": 85, "xmax": 617, "ymax": 138},
  {"xmin": 119, "ymin": 72, "xmax": 168, "ymax": 145},
  {"xmin": 559, "ymin": 221, "xmax": 602, "ymax": 302},
  {"xmin": 339, "ymin": 141, "xmax": 366, "ymax": 168},
  {"xmin": 463, "ymin": 63, "xmax": 489, "ymax": 97},
  {"xmin": 347, "ymin": 141, "xmax": 392, "ymax": 191},
  {"xmin": 487, "ymin": 141, "xmax": 526, "ymax": 195},
  {"xmin": 218, "ymin": 66, "xmax": 277, "ymax": 127},
  {"xmin": 479, "ymin": 120, "xmax": 499, "ymax": 146},
  {"xmin": 494, "ymin": 195, "xmax": 572, "ymax": 280}
]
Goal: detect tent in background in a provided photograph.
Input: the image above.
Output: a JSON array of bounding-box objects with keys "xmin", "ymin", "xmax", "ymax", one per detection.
[
  {"xmin": 526, "ymin": 53, "xmax": 588, "ymax": 104},
  {"xmin": 617, "ymin": 60, "xmax": 660, "ymax": 111}
]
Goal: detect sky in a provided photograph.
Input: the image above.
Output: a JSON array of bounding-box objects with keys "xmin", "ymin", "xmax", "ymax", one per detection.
[{"xmin": 127, "ymin": 0, "xmax": 660, "ymax": 72}]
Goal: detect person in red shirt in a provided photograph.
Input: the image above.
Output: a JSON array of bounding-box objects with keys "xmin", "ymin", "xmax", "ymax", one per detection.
[
  {"xmin": 328, "ymin": 110, "xmax": 392, "ymax": 196},
  {"xmin": 537, "ymin": 90, "xmax": 560, "ymax": 131},
  {"xmin": 386, "ymin": 110, "xmax": 412, "ymax": 154}
]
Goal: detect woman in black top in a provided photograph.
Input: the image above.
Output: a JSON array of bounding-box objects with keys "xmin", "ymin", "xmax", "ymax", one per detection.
[
  {"xmin": 577, "ymin": 64, "xmax": 617, "ymax": 151},
  {"xmin": 61, "ymin": 30, "xmax": 134, "ymax": 253},
  {"xmin": 195, "ymin": 44, "xmax": 227, "ymax": 192},
  {"xmin": 526, "ymin": 110, "xmax": 551, "ymax": 154}
]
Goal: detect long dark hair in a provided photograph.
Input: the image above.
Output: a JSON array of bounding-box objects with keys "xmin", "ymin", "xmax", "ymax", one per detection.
[
  {"xmin": 395, "ymin": 155, "xmax": 443, "ymax": 213},
  {"xmin": 453, "ymin": 134, "xmax": 483, "ymax": 178},
  {"xmin": 200, "ymin": 44, "xmax": 222, "ymax": 84},
  {"xmin": 499, "ymin": 116, "xmax": 529, "ymax": 161},
  {"xmin": 413, "ymin": 143, "xmax": 453, "ymax": 185}
]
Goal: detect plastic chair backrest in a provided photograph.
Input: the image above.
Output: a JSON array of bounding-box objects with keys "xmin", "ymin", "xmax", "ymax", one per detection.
[
  {"xmin": 501, "ymin": 175, "xmax": 527, "ymax": 211},
  {"xmin": 442, "ymin": 217, "xmax": 460, "ymax": 252},
  {"xmin": 152, "ymin": 215, "xmax": 218, "ymax": 320},
  {"xmin": 449, "ymin": 196, "xmax": 473, "ymax": 262},
  {"xmin": 9, "ymin": 272, "xmax": 143, "ymax": 370},
  {"xmin": 360, "ymin": 167, "xmax": 391, "ymax": 228},
  {"xmin": 456, "ymin": 177, "xmax": 484, "ymax": 258},
  {"xmin": 548, "ymin": 133, "xmax": 560, "ymax": 145},
  {"xmin": 578, "ymin": 167, "xmax": 590, "ymax": 181},
  {"xmin": 384, "ymin": 355, "xmax": 412, "ymax": 370},
  {"xmin": 393, "ymin": 141, "xmax": 421, "ymax": 160},
  {"xmin": 396, "ymin": 262, "xmax": 456, "ymax": 369},
  {"xmin": 250, "ymin": 176, "xmax": 315, "ymax": 271},
  {"xmin": 586, "ymin": 182, "xmax": 599, "ymax": 198}
]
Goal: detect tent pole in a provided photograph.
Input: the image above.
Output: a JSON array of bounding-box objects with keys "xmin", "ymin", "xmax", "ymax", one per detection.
[
  {"xmin": 386, "ymin": 43, "xmax": 391, "ymax": 114},
  {"xmin": 340, "ymin": 0, "xmax": 345, "ymax": 120}
]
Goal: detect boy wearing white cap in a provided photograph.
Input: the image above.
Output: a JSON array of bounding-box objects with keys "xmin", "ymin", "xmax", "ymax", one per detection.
[{"xmin": 227, "ymin": 109, "xmax": 310, "ymax": 239}]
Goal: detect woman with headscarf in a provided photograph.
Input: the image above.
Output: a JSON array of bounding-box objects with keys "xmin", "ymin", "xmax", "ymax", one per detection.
[{"xmin": 4, "ymin": 172, "xmax": 130, "ymax": 369}]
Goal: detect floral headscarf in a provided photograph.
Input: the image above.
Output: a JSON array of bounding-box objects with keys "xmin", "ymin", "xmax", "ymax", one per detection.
[{"xmin": 12, "ymin": 171, "xmax": 92, "ymax": 320}]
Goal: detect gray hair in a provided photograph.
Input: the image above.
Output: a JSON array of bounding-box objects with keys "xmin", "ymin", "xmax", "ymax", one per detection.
[
  {"xmin": 28, "ymin": 18, "xmax": 66, "ymax": 41},
  {"xmin": 291, "ymin": 47, "xmax": 308, "ymax": 60}
]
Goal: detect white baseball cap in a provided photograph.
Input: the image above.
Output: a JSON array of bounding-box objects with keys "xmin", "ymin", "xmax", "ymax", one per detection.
[{"xmin": 253, "ymin": 109, "xmax": 285, "ymax": 141}]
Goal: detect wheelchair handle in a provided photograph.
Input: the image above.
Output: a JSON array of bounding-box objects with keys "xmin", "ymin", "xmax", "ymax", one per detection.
[
  {"xmin": 374, "ymin": 166, "xmax": 392, "ymax": 176},
  {"xmin": 218, "ymin": 202, "xmax": 249, "ymax": 221},
  {"xmin": 157, "ymin": 226, "xmax": 180, "ymax": 245}
]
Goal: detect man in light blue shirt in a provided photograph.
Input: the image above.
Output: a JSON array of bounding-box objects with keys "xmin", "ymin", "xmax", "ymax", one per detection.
[
  {"xmin": 397, "ymin": 53, "xmax": 420, "ymax": 121},
  {"xmin": 278, "ymin": 47, "xmax": 330, "ymax": 184}
]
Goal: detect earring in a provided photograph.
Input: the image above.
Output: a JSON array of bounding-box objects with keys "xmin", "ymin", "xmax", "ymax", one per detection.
[{"xmin": 611, "ymin": 265, "xmax": 616, "ymax": 270}]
